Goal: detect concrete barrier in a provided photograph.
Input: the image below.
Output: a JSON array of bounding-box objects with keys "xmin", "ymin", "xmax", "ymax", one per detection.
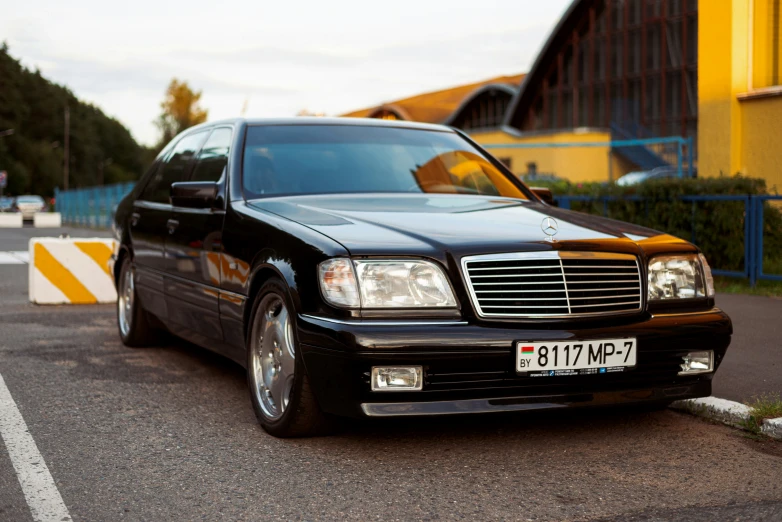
[
  {"xmin": 33, "ymin": 212, "xmax": 62, "ymax": 228},
  {"xmin": 29, "ymin": 238, "xmax": 117, "ymax": 305},
  {"xmin": 0, "ymin": 213, "xmax": 23, "ymax": 228}
]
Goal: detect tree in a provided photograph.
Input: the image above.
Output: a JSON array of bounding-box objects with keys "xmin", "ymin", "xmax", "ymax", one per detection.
[
  {"xmin": 0, "ymin": 44, "xmax": 147, "ymax": 195},
  {"xmin": 154, "ymin": 79, "xmax": 208, "ymax": 148}
]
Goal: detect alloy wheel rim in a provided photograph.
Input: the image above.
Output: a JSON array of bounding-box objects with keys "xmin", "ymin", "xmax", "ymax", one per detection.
[
  {"xmin": 118, "ymin": 264, "xmax": 134, "ymax": 336},
  {"xmin": 251, "ymin": 294, "xmax": 295, "ymax": 420}
]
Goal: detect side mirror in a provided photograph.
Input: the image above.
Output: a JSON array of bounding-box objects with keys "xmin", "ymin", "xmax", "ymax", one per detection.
[
  {"xmin": 170, "ymin": 181, "xmax": 219, "ymax": 209},
  {"xmin": 530, "ymin": 187, "xmax": 557, "ymax": 206}
]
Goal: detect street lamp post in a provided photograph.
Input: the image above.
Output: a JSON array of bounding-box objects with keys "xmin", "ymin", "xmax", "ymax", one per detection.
[
  {"xmin": 64, "ymin": 107, "xmax": 70, "ymax": 192},
  {"xmin": 98, "ymin": 158, "xmax": 113, "ymax": 186}
]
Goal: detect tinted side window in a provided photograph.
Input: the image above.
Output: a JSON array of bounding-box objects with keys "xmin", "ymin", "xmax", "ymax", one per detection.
[
  {"xmin": 190, "ymin": 127, "xmax": 232, "ymax": 182},
  {"xmin": 140, "ymin": 131, "xmax": 209, "ymax": 203}
]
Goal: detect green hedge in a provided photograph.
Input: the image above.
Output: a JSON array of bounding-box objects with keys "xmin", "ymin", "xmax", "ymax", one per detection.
[{"xmin": 532, "ymin": 176, "xmax": 782, "ymax": 275}]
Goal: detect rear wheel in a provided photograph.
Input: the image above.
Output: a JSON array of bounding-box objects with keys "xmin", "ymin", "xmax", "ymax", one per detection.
[
  {"xmin": 117, "ymin": 256, "xmax": 157, "ymax": 347},
  {"xmin": 247, "ymin": 279, "xmax": 331, "ymax": 437}
]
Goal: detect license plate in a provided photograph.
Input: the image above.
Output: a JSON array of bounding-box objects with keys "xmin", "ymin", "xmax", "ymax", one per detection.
[{"xmin": 516, "ymin": 338, "xmax": 637, "ymax": 377}]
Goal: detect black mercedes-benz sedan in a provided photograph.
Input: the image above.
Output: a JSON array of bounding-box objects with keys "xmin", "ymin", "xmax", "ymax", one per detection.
[{"xmin": 111, "ymin": 118, "xmax": 731, "ymax": 437}]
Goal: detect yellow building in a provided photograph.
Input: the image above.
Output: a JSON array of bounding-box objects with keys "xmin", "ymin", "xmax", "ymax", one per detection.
[
  {"xmin": 344, "ymin": 0, "xmax": 700, "ymax": 184},
  {"xmin": 699, "ymin": 0, "xmax": 782, "ymax": 191}
]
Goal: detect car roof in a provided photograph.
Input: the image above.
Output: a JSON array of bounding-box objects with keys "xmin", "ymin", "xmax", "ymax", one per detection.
[{"xmin": 187, "ymin": 117, "xmax": 455, "ymax": 133}]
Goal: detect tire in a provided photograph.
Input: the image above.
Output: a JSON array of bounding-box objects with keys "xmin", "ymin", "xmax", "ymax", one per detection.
[
  {"xmin": 246, "ymin": 278, "xmax": 332, "ymax": 438},
  {"xmin": 117, "ymin": 256, "xmax": 158, "ymax": 347}
]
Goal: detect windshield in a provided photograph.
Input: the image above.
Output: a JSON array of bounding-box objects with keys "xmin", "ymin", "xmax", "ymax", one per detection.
[{"xmin": 242, "ymin": 125, "xmax": 528, "ymax": 200}]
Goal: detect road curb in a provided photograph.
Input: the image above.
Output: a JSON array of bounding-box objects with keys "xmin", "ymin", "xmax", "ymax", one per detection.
[
  {"xmin": 670, "ymin": 397, "xmax": 782, "ymax": 440},
  {"xmin": 761, "ymin": 418, "xmax": 782, "ymax": 439}
]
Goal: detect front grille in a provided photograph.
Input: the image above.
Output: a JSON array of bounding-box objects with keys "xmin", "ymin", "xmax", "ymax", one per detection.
[{"xmin": 462, "ymin": 252, "xmax": 642, "ymax": 318}]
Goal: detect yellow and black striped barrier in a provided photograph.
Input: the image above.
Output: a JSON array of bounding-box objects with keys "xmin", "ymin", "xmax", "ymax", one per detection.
[{"xmin": 29, "ymin": 238, "xmax": 117, "ymax": 305}]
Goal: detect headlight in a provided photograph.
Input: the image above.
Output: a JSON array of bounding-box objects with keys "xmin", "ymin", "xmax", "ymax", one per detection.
[
  {"xmin": 318, "ymin": 258, "xmax": 457, "ymax": 309},
  {"xmin": 648, "ymin": 254, "xmax": 713, "ymax": 300}
]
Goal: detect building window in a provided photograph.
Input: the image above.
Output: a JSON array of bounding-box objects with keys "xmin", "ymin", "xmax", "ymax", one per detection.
[
  {"xmin": 498, "ymin": 157, "xmax": 513, "ymax": 170},
  {"xmin": 752, "ymin": 0, "xmax": 782, "ymax": 89}
]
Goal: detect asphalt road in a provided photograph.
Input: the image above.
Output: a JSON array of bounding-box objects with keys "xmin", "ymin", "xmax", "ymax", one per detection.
[
  {"xmin": 0, "ymin": 224, "xmax": 112, "ymax": 252},
  {"xmin": 0, "ymin": 226, "xmax": 780, "ymax": 521},
  {"xmin": 713, "ymin": 293, "xmax": 782, "ymax": 403}
]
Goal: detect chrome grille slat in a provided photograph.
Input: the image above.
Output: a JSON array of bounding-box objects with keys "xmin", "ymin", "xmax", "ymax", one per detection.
[
  {"xmin": 473, "ymin": 281, "xmax": 565, "ymax": 285},
  {"xmin": 567, "ymin": 294, "xmax": 639, "ymax": 300},
  {"xmin": 569, "ymin": 301, "xmax": 640, "ymax": 308},
  {"xmin": 561, "ymin": 272, "xmax": 638, "ymax": 276},
  {"xmin": 478, "ymin": 297, "xmax": 569, "ymax": 301},
  {"xmin": 568, "ymin": 279, "xmax": 638, "ymax": 285},
  {"xmin": 476, "ymin": 288, "xmax": 572, "ymax": 294},
  {"xmin": 484, "ymin": 305, "xmax": 567, "ymax": 309},
  {"xmin": 470, "ymin": 270, "xmax": 562, "ymax": 279},
  {"xmin": 462, "ymin": 252, "xmax": 643, "ymax": 318},
  {"xmin": 468, "ymin": 265, "xmax": 563, "ymax": 271}
]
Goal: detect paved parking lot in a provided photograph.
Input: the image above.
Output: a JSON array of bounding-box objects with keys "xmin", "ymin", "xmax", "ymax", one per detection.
[{"xmin": 0, "ymin": 226, "xmax": 780, "ymax": 521}]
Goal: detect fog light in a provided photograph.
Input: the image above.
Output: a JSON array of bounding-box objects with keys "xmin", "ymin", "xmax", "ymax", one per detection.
[
  {"xmin": 679, "ymin": 351, "xmax": 714, "ymax": 375},
  {"xmin": 371, "ymin": 366, "xmax": 423, "ymax": 392}
]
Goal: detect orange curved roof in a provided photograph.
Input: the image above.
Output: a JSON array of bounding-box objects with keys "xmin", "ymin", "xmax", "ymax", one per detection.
[{"xmin": 341, "ymin": 73, "xmax": 525, "ymax": 124}]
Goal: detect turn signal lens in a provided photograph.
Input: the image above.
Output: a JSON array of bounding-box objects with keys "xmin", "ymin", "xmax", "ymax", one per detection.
[
  {"xmin": 371, "ymin": 366, "xmax": 423, "ymax": 391},
  {"xmin": 699, "ymin": 253, "xmax": 715, "ymax": 297},
  {"xmin": 318, "ymin": 258, "xmax": 360, "ymax": 308}
]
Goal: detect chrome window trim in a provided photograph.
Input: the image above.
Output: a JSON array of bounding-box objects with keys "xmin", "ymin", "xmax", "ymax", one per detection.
[
  {"xmin": 460, "ymin": 251, "xmax": 643, "ymax": 319},
  {"xmin": 299, "ymin": 314, "xmax": 468, "ymax": 327}
]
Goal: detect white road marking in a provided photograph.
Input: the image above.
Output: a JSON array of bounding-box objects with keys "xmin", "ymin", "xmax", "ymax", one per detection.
[
  {"xmin": 0, "ymin": 373, "xmax": 72, "ymax": 522},
  {"xmin": 0, "ymin": 252, "xmax": 26, "ymax": 265},
  {"xmin": 11, "ymin": 251, "xmax": 30, "ymax": 263}
]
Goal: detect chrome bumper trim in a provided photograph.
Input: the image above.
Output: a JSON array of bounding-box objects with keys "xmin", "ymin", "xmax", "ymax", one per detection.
[
  {"xmin": 651, "ymin": 308, "xmax": 722, "ymax": 318},
  {"xmin": 300, "ymin": 314, "xmax": 468, "ymax": 327}
]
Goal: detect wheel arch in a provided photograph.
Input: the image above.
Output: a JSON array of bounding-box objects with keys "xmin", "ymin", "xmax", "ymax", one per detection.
[
  {"xmin": 114, "ymin": 243, "xmax": 132, "ymax": 287},
  {"xmin": 243, "ymin": 258, "xmax": 299, "ymax": 342}
]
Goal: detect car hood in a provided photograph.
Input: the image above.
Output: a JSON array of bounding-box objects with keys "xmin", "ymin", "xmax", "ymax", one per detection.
[{"xmin": 248, "ymin": 194, "xmax": 680, "ymax": 257}]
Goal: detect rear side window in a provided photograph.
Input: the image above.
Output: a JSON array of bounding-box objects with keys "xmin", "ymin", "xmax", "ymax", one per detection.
[
  {"xmin": 190, "ymin": 127, "xmax": 232, "ymax": 182},
  {"xmin": 140, "ymin": 130, "xmax": 209, "ymax": 203}
]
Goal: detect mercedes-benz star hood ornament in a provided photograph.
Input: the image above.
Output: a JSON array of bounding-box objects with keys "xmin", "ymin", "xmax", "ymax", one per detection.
[{"xmin": 541, "ymin": 217, "xmax": 558, "ymax": 241}]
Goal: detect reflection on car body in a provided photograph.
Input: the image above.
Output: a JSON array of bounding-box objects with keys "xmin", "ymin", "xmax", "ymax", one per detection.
[{"xmin": 112, "ymin": 118, "xmax": 731, "ymax": 437}]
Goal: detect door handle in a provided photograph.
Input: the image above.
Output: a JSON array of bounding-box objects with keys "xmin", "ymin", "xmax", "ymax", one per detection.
[
  {"xmin": 130, "ymin": 212, "xmax": 140, "ymax": 226},
  {"xmin": 167, "ymin": 219, "xmax": 179, "ymax": 234}
]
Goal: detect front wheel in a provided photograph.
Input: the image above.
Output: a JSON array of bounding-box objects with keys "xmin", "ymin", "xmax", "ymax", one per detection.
[{"xmin": 247, "ymin": 279, "xmax": 331, "ymax": 437}]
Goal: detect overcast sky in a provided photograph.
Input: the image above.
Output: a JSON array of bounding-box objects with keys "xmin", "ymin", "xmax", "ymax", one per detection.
[{"xmin": 1, "ymin": 0, "xmax": 571, "ymax": 146}]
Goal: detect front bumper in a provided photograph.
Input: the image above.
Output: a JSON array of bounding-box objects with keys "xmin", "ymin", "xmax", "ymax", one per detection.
[{"xmin": 297, "ymin": 309, "xmax": 732, "ymax": 418}]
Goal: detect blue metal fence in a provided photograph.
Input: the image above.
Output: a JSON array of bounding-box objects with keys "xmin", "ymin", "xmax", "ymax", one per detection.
[
  {"xmin": 53, "ymin": 182, "xmax": 779, "ymax": 286},
  {"xmin": 55, "ymin": 182, "xmax": 135, "ymax": 229},
  {"xmin": 556, "ymin": 194, "xmax": 782, "ymax": 286}
]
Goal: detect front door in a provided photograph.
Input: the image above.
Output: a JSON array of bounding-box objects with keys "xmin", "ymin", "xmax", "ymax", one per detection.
[
  {"xmin": 131, "ymin": 130, "xmax": 208, "ymax": 321},
  {"xmin": 166, "ymin": 127, "xmax": 232, "ymax": 345}
]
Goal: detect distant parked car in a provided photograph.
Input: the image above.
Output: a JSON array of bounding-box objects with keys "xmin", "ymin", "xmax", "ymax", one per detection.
[
  {"xmin": 0, "ymin": 196, "xmax": 13, "ymax": 212},
  {"xmin": 13, "ymin": 195, "xmax": 46, "ymax": 220},
  {"xmin": 616, "ymin": 166, "xmax": 696, "ymax": 186}
]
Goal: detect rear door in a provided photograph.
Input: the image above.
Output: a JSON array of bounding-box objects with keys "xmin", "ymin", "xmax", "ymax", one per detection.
[
  {"xmin": 130, "ymin": 130, "xmax": 208, "ymax": 319},
  {"xmin": 165, "ymin": 126, "xmax": 233, "ymax": 344}
]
